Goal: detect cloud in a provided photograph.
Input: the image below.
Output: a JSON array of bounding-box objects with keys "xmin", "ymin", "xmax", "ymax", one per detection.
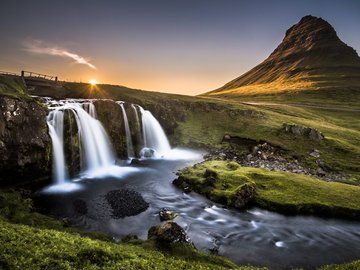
[{"xmin": 23, "ymin": 39, "xmax": 96, "ymax": 69}]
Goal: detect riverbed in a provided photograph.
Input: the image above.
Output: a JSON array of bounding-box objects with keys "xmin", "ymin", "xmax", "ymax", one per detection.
[{"xmin": 37, "ymin": 149, "xmax": 360, "ymax": 269}]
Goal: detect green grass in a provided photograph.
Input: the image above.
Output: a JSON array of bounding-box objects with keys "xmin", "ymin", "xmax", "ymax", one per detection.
[
  {"xmin": 177, "ymin": 160, "xmax": 360, "ymax": 219},
  {"xmin": 0, "ymin": 220, "xmax": 254, "ymax": 270},
  {"xmin": 319, "ymin": 260, "xmax": 360, "ymax": 270},
  {"xmin": 0, "ymin": 75, "xmax": 29, "ymax": 99}
]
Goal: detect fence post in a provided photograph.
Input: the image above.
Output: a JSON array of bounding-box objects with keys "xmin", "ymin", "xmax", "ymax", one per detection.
[{"xmin": 21, "ymin": 71, "xmax": 24, "ymax": 77}]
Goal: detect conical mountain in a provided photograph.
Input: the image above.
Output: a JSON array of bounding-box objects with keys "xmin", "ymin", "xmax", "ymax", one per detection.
[{"xmin": 204, "ymin": 15, "xmax": 360, "ymax": 101}]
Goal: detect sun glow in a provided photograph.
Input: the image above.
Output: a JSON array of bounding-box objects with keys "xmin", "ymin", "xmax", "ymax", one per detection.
[{"xmin": 89, "ymin": 79, "xmax": 97, "ymax": 85}]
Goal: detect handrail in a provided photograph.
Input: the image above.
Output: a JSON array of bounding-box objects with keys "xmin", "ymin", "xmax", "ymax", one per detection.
[{"xmin": 0, "ymin": 71, "xmax": 19, "ymax": 76}]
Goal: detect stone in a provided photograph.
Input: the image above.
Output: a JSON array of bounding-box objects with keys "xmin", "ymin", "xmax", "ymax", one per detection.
[
  {"xmin": 148, "ymin": 221, "xmax": 192, "ymax": 245},
  {"xmin": 232, "ymin": 183, "xmax": 256, "ymax": 209},
  {"xmin": 140, "ymin": 147, "xmax": 155, "ymax": 158},
  {"xmin": 309, "ymin": 149, "xmax": 321, "ymax": 158},
  {"xmin": 105, "ymin": 189, "xmax": 149, "ymax": 218},
  {"xmin": 0, "ymin": 96, "xmax": 51, "ymax": 185},
  {"xmin": 283, "ymin": 124, "xmax": 324, "ymax": 141},
  {"xmin": 159, "ymin": 208, "xmax": 178, "ymax": 221}
]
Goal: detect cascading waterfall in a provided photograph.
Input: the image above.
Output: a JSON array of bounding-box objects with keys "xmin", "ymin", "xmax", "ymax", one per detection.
[
  {"xmin": 47, "ymin": 110, "xmax": 67, "ymax": 184},
  {"xmin": 117, "ymin": 102, "xmax": 135, "ymax": 159},
  {"xmin": 83, "ymin": 102, "xmax": 97, "ymax": 118},
  {"xmin": 46, "ymin": 100, "xmax": 115, "ymax": 183},
  {"xmin": 138, "ymin": 106, "xmax": 171, "ymax": 157}
]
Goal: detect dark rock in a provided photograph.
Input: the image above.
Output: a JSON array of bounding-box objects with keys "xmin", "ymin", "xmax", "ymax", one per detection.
[
  {"xmin": 204, "ymin": 176, "xmax": 217, "ymax": 187},
  {"xmin": 159, "ymin": 208, "xmax": 178, "ymax": 221},
  {"xmin": 130, "ymin": 158, "xmax": 141, "ymax": 165},
  {"xmin": 204, "ymin": 168, "xmax": 218, "ymax": 178},
  {"xmin": 0, "ymin": 96, "xmax": 51, "ymax": 185},
  {"xmin": 173, "ymin": 177, "xmax": 192, "ymax": 193},
  {"xmin": 148, "ymin": 221, "xmax": 192, "ymax": 245},
  {"xmin": 232, "ymin": 183, "xmax": 256, "ymax": 209},
  {"xmin": 73, "ymin": 199, "xmax": 88, "ymax": 215},
  {"xmin": 283, "ymin": 124, "xmax": 324, "ymax": 141},
  {"xmin": 105, "ymin": 189, "xmax": 149, "ymax": 218}
]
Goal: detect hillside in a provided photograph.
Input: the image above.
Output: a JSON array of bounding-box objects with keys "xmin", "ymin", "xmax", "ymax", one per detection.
[{"xmin": 203, "ymin": 15, "xmax": 360, "ymax": 104}]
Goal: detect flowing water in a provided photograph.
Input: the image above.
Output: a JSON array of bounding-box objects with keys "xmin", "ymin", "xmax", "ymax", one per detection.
[
  {"xmin": 40, "ymin": 98, "xmax": 360, "ymax": 269},
  {"xmin": 139, "ymin": 106, "xmax": 171, "ymax": 157},
  {"xmin": 118, "ymin": 102, "xmax": 135, "ymax": 159}
]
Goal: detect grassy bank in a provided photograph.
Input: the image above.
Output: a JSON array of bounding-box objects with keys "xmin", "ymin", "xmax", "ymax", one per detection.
[
  {"xmin": 0, "ymin": 75, "xmax": 29, "ymax": 99},
  {"xmin": 177, "ymin": 160, "xmax": 360, "ymax": 219}
]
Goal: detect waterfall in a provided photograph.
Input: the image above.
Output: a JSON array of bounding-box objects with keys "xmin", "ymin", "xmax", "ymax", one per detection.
[
  {"xmin": 117, "ymin": 102, "xmax": 135, "ymax": 159},
  {"xmin": 47, "ymin": 101, "xmax": 115, "ymax": 182},
  {"xmin": 83, "ymin": 102, "xmax": 97, "ymax": 118},
  {"xmin": 139, "ymin": 106, "xmax": 171, "ymax": 157},
  {"xmin": 47, "ymin": 110, "xmax": 67, "ymax": 184}
]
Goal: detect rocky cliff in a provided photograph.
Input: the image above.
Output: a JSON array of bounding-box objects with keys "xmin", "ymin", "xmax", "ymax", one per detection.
[{"xmin": 0, "ymin": 95, "xmax": 51, "ymax": 185}]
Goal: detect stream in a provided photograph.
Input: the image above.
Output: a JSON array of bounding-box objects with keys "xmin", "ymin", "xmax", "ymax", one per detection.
[{"xmin": 37, "ymin": 149, "xmax": 360, "ymax": 270}]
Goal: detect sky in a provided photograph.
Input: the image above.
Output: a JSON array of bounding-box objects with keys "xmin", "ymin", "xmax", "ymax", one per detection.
[{"xmin": 1, "ymin": 0, "xmax": 359, "ymax": 95}]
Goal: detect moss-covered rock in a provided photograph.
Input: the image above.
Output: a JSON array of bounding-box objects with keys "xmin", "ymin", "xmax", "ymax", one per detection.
[{"xmin": 0, "ymin": 95, "xmax": 51, "ymax": 185}]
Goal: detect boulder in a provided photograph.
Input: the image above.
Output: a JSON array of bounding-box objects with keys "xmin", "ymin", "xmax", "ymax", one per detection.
[
  {"xmin": 148, "ymin": 221, "xmax": 192, "ymax": 245},
  {"xmin": 159, "ymin": 208, "xmax": 178, "ymax": 221},
  {"xmin": 232, "ymin": 183, "xmax": 256, "ymax": 209},
  {"xmin": 105, "ymin": 189, "xmax": 149, "ymax": 218},
  {"xmin": 140, "ymin": 147, "xmax": 155, "ymax": 158},
  {"xmin": 283, "ymin": 124, "xmax": 324, "ymax": 141}
]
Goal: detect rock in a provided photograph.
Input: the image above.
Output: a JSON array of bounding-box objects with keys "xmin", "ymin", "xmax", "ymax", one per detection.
[
  {"xmin": 204, "ymin": 168, "xmax": 218, "ymax": 178},
  {"xmin": 283, "ymin": 124, "xmax": 324, "ymax": 141},
  {"xmin": 204, "ymin": 176, "xmax": 217, "ymax": 186},
  {"xmin": 148, "ymin": 221, "xmax": 192, "ymax": 245},
  {"xmin": 316, "ymin": 168, "xmax": 326, "ymax": 176},
  {"xmin": 223, "ymin": 134, "xmax": 231, "ymax": 141},
  {"xmin": 105, "ymin": 189, "xmax": 149, "ymax": 218},
  {"xmin": 232, "ymin": 183, "xmax": 256, "ymax": 209},
  {"xmin": 173, "ymin": 176, "xmax": 192, "ymax": 193},
  {"xmin": 140, "ymin": 147, "xmax": 155, "ymax": 158},
  {"xmin": 130, "ymin": 158, "xmax": 141, "ymax": 165},
  {"xmin": 226, "ymin": 161, "xmax": 240, "ymax": 170},
  {"xmin": 159, "ymin": 208, "xmax": 178, "ymax": 221},
  {"xmin": 0, "ymin": 96, "xmax": 51, "ymax": 185},
  {"xmin": 73, "ymin": 199, "xmax": 88, "ymax": 215},
  {"xmin": 309, "ymin": 149, "xmax": 321, "ymax": 158}
]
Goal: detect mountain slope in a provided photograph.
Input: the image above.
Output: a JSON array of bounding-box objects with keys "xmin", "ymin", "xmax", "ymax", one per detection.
[{"xmin": 203, "ymin": 15, "xmax": 360, "ymax": 103}]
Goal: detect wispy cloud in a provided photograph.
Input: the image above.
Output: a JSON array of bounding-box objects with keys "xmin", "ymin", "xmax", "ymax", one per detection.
[{"xmin": 23, "ymin": 39, "xmax": 96, "ymax": 69}]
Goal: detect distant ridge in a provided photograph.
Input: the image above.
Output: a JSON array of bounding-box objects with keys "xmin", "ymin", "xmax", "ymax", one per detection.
[{"xmin": 204, "ymin": 15, "xmax": 360, "ymax": 101}]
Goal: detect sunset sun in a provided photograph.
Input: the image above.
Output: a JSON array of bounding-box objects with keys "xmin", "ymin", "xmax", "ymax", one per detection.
[{"xmin": 89, "ymin": 79, "xmax": 97, "ymax": 85}]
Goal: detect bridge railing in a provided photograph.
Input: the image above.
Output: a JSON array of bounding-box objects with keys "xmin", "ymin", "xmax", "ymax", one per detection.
[
  {"xmin": 21, "ymin": 70, "xmax": 58, "ymax": 82},
  {"xmin": 0, "ymin": 71, "xmax": 19, "ymax": 76}
]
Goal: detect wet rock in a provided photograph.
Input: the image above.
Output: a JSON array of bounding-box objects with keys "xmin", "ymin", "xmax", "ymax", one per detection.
[
  {"xmin": 173, "ymin": 176, "xmax": 192, "ymax": 193},
  {"xmin": 148, "ymin": 221, "xmax": 192, "ymax": 245},
  {"xmin": 73, "ymin": 199, "xmax": 88, "ymax": 215},
  {"xmin": 140, "ymin": 147, "xmax": 155, "ymax": 158},
  {"xmin": 232, "ymin": 183, "xmax": 256, "ymax": 209},
  {"xmin": 105, "ymin": 189, "xmax": 149, "ymax": 218},
  {"xmin": 159, "ymin": 208, "xmax": 178, "ymax": 221},
  {"xmin": 0, "ymin": 95, "xmax": 51, "ymax": 184},
  {"xmin": 283, "ymin": 124, "xmax": 324, "ymax": 141}
]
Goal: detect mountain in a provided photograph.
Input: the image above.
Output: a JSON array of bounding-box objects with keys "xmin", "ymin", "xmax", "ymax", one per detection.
[{"xmin": 203, "ymin": 15, "xmax": 360, "ymax": 102}]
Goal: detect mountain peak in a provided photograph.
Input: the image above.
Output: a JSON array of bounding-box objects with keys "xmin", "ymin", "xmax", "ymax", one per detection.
[
  {"xmin": 205, "ymin": 15, "xmax": 360, "ymax": 97},
  {"xmin": 271, "ymin": 15, "xmax": 340, "ymax": 57}
]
